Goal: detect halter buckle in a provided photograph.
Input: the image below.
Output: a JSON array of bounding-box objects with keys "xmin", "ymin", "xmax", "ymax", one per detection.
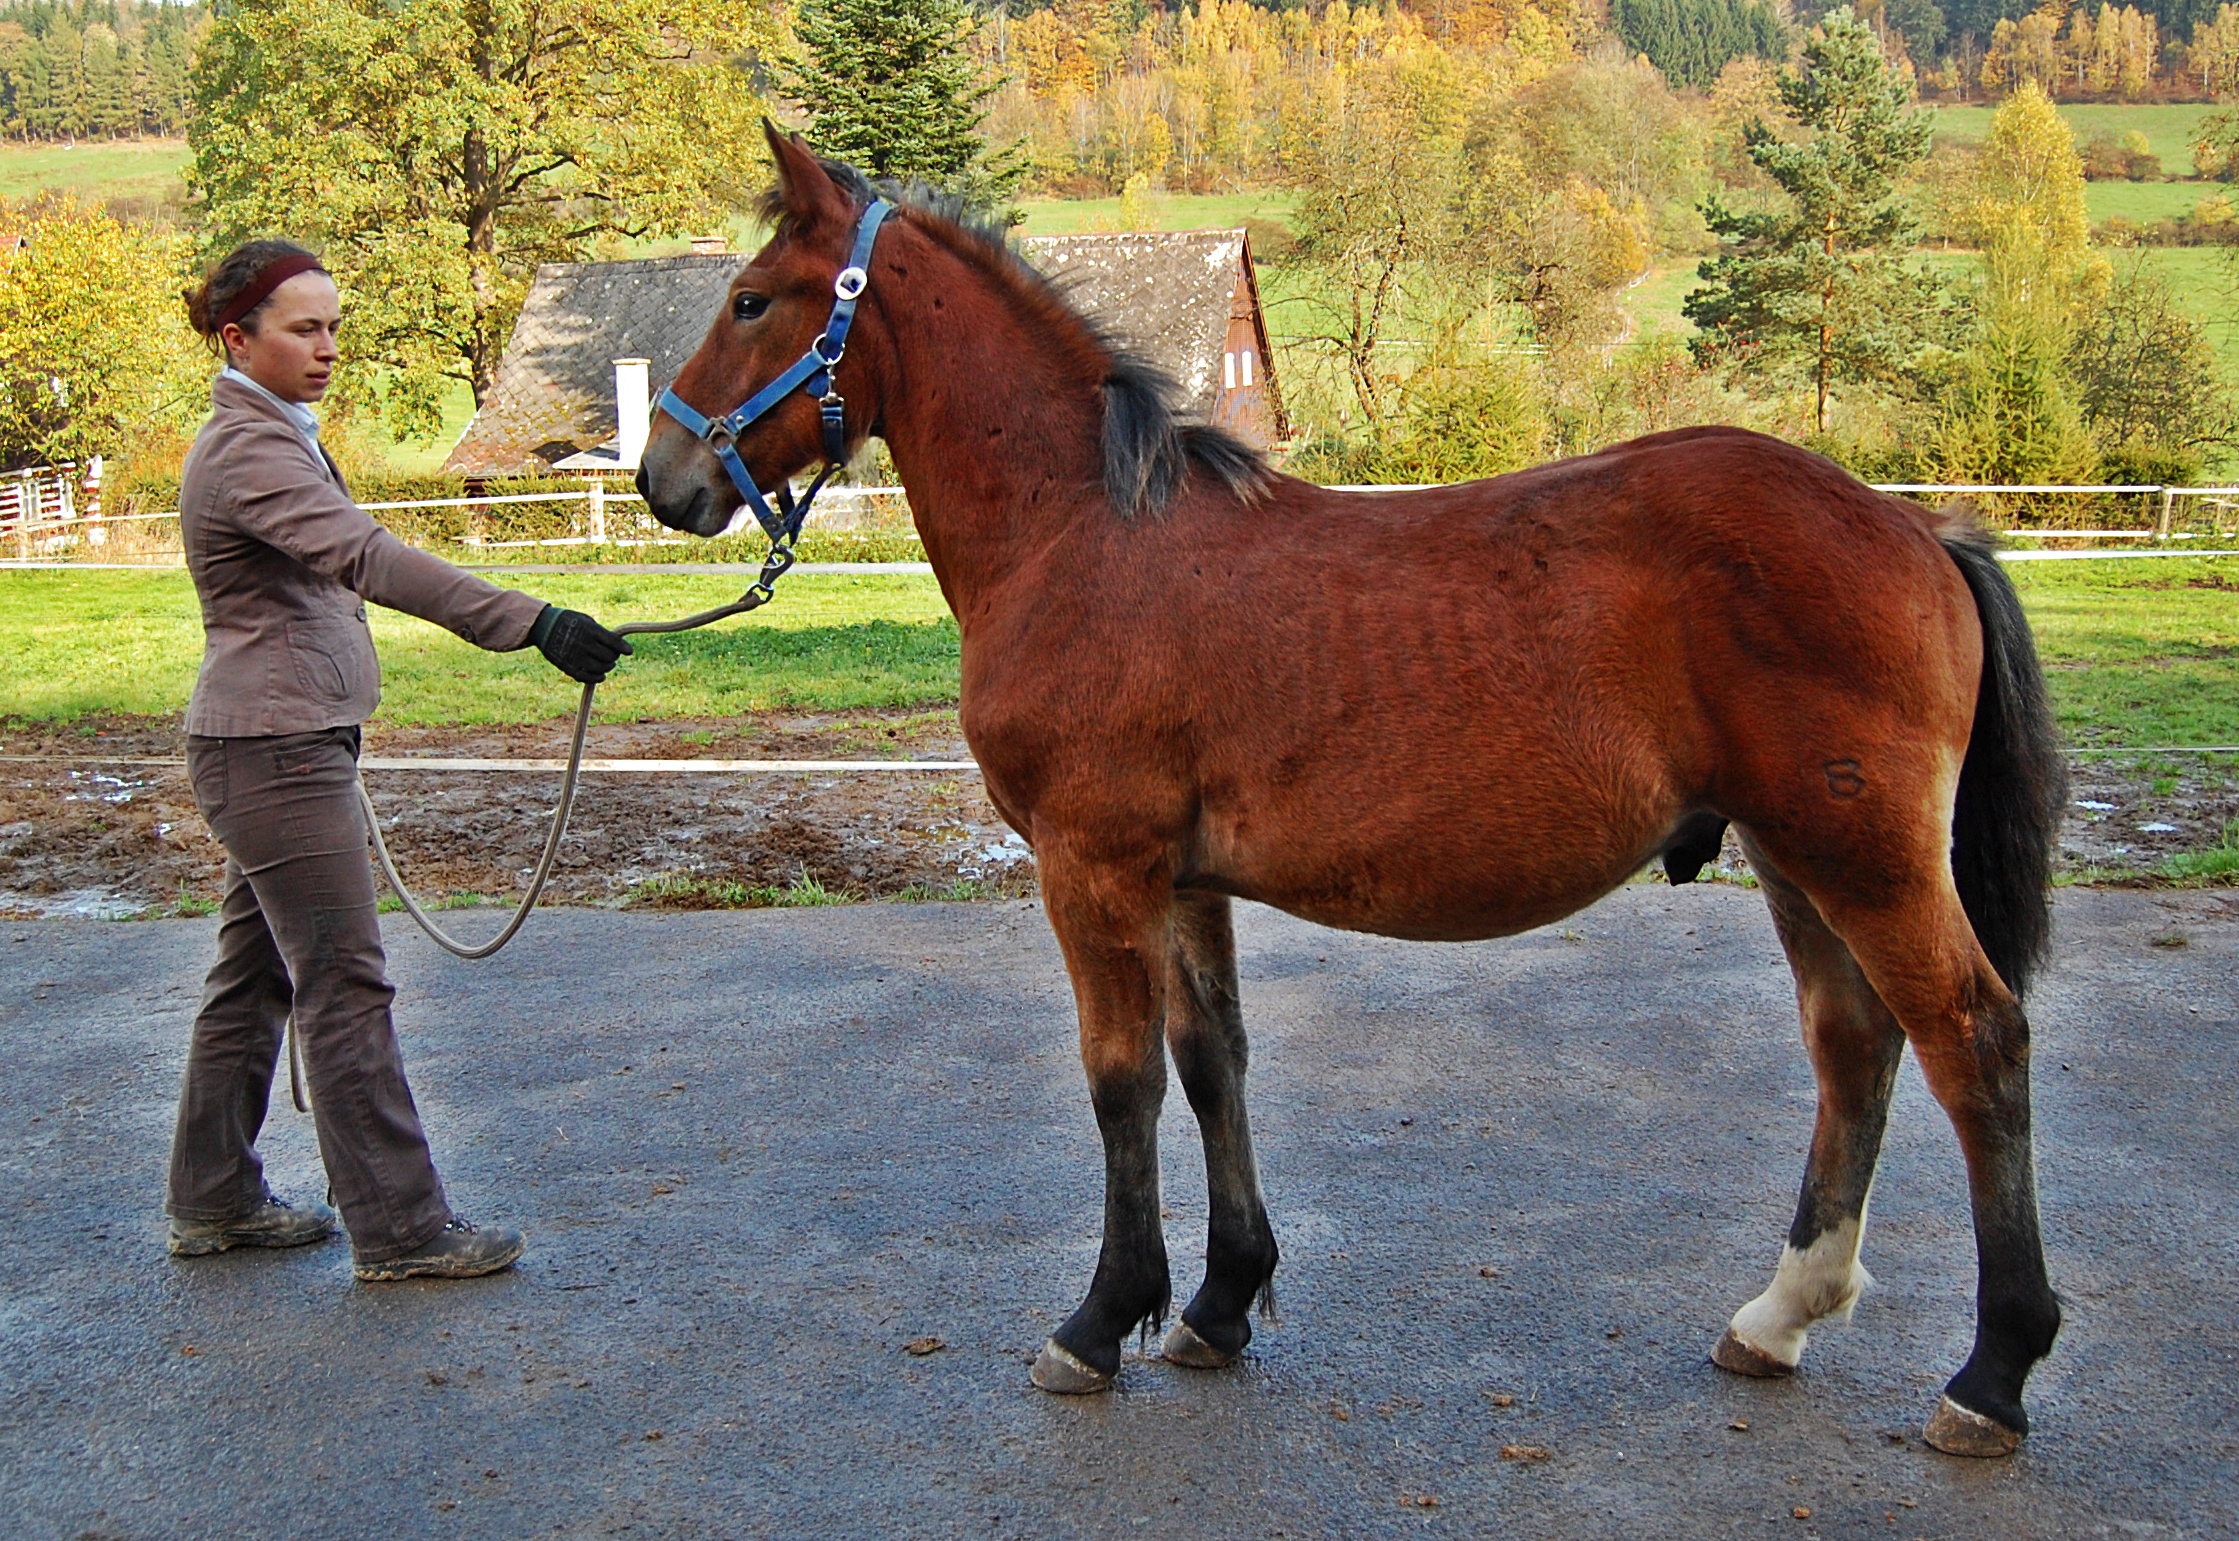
[{"xmin": 834, "ymin": 266, "xmax": 868, "ymax": 301}]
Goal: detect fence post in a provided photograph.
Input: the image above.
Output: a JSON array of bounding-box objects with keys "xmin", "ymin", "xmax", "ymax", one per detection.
[
  {"xmin": 2158, "ymin": 487, "xmax": 2176, "ymax": 539},
  {"xmin": 84, "ymin": 455, "xmax": 104, "ymax": 547},
  {"xmin": 588, "ymin": 482, "xmax": 606, "ymax": 544}
]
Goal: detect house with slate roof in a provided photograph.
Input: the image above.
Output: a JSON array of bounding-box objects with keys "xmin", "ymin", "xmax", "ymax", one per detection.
[
  {"xmin": 1023, "ymin": 229, "xmax": 1286, "ymax": 449},
  {"xmin": 441, "ymin": 229, "xmax": 1287, "ymax": 479}
]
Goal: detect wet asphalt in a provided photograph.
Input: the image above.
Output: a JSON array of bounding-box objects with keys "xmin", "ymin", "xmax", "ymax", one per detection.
[{"xmin": 1, "ymin": 885, "xmax": 2233, "ymax": 1540}]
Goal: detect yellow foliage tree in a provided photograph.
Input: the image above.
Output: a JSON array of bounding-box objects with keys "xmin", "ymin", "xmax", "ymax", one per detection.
[
  {"xmin": 0, "ymin": 196, "xmax": 204, "ymax": 469},
  {"xmin": 1962, "ymin": 81, "xmax": 2092, "ymax": 267},
  {"xmin": 2190, "ymin": 4, "xmax": 2239, "ymax": 99},
  {"xmin": 1982, "ymin": 13, "xmax": 2061, "ymax": 95},
  {"xmin": 973, "ymin": 0, "xmax": 1580, "ymax": 197}
]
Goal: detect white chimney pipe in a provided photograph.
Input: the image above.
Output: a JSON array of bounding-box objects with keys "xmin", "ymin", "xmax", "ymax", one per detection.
[{"xmin": 614, "ymin": 358, "xmax": 651, "ymax": 470}]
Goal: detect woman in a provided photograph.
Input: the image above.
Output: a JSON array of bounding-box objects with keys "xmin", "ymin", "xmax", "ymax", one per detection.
[{"xmin": 164, "ymin": 239, "xmax": 630, "ymax": 1281}]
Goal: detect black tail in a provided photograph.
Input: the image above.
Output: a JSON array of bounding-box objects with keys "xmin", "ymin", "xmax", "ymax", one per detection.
[{"xmin": 1939, "ymin": 516, "xmax": 2067, "ymax": 999}]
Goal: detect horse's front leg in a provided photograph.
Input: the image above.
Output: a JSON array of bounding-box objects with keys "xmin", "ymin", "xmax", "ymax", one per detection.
[
  {"xmin": 1031, "ymin": 855, "xmax": 1174, "ymax": 1394},
  {"xmin": 1159, "ymin": 892, "xmax": 1279, "ymax": 1369}
]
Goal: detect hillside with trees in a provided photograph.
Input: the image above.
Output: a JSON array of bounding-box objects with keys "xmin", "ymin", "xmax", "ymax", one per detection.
[
  {"xmin": 0, "ymin": 0, "xmax": 200, "ymax": 140},
  {"xmin": 0, "ymin": 0, "xmax": 2232, "ymax": 499}
]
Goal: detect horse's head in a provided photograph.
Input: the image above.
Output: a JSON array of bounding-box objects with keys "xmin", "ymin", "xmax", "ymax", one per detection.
[{"xmin": 637, "ymin": 125, "xmax": 885, "ymax": 537}]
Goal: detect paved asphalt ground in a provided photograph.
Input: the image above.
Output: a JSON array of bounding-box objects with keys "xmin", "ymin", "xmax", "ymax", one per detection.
[{"xmin": 2, "ymin": 885, "xmax": 2233, "ymax": 1540}]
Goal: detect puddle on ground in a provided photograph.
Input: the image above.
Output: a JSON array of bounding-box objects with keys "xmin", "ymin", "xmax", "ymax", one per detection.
[
  {"xmin": 62, "ymin": 772, "xmax": 143, "ymax": 806},
  {"xmin": 0, "ymin": 887, "xmax": 147, "ymax": 920}
]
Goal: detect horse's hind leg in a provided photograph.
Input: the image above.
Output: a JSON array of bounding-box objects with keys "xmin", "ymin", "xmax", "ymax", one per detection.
[
  {"xmin": 1754, "ymin": 847, "xmax": 2060, "ymax": 1456},
  {"xmin": 1714, "ymin": 842, "xmax": 1905, "ymax": 1379},
  {"xmin": 1158, "ymin": 894, "xmax": 1279, "ymax": 1369}
]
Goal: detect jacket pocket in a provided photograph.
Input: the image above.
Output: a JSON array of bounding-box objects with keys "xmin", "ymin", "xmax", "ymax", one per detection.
[{"xmin": 285, "ymin": 617, "xmax": 368, "ymax": 705}]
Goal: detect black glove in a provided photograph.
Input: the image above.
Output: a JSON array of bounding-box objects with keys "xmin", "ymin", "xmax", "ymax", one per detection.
[{"xmin": 529, "ymin": 606, "xmax": 632, "ymax": 685}]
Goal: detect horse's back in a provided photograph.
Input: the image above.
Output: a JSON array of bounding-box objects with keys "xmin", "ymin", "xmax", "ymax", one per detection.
[{"xmin": 976, "ymin": 428, "xmax": 1985, "ymax": 940}]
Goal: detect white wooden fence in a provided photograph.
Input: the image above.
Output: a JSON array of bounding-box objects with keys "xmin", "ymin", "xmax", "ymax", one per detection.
[
  {"xmin": 5, "ymin": 478, "xmax": 2239, "ymax": 564},
  {"xmin": 0, "ymin": 462, "xmax": 82, "ymax": 558}
]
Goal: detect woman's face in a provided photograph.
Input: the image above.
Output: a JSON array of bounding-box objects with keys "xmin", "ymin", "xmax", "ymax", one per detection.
[{"xmin": 222, "ymin": 272, "xmax": 342, "ymax": 404}]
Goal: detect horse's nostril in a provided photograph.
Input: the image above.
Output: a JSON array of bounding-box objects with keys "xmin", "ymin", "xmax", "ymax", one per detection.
[{"xmin": 633, "ymin": 463, "xmax": 652, "ymax": 503}]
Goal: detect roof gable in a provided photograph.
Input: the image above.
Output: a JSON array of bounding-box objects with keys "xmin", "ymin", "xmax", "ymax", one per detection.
[
  {"xmin": 1017, "ymin": 230, "xmax": 1246, "ymax": 421},
  {"xmin": 444, "ymin": 227, "xmax": 1276, "ymax": 477},
  {"xmin": 443, "ymin": 255, "xmax": 736, "ymax": 478}
]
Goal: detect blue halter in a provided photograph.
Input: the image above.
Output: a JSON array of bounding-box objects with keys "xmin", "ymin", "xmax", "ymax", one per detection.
[{"xmin": 655, "ymin": 198, "xmax": 895, "ymax": 544}]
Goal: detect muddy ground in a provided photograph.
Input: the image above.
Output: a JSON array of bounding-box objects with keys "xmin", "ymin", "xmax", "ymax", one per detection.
[
  {"xmin": 0, "ymin": 710, "xmax": 1030, "ymax": 919},
  {"xmin": 1, "ymin": 710, "xmax": 2232, "ymax": 918}
]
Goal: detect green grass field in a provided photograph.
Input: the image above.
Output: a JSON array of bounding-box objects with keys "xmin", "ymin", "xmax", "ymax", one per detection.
[
  {"xmin": 1017, "ymin": 191, "xmax": 1297, "ymax": 237},
  {"xmin": 0, "ymin": 571, "xmax": 960, "ymax": 724},
  {"xmin": 1621, "ymin": 261, "xmax": 1705, "ymax": 343},
  {"xmin": 1929, "ymin": 101, "xmax": 2222, "ymax": 160},
  {"xmin": 4, "ymin": 561, "xmax": 2232, "ymax": 753},
  {"xmin": 0, "ymin": 135, "xmax": 188, "ymax": 210},
  {"xmin": 2008, "ymin": 558, "xmax": 2239, "ymax": 746},
  {"xmin": 2086, "ymin": 177, "xmax": 2222, "ymax": 223}
]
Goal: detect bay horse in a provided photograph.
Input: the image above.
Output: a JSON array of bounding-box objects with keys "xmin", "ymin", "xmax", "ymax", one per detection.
[{"xmin": 637, "ymin": 127, "xmax": 2068, "ymax": 1459}]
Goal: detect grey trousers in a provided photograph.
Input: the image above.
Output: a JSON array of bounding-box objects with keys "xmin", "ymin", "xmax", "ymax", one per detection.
[{"xmin": 168, "ymin": 727, "xmax": 450, "ymax": 1262}]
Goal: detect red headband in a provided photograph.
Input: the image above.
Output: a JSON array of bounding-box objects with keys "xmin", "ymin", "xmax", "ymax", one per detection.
[{"xmin": 214, "ymin": 253, "xmax": 328, "ymax": 333}]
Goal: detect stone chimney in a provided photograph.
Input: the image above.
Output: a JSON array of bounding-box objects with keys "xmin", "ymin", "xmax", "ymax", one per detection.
[
  {"xmin": 613, "ymin": 358, "xmax": 651, "ymax": 470},
  {"xmin": 689, "ymin": 234, "xmax": 728, "ymax": 256}
]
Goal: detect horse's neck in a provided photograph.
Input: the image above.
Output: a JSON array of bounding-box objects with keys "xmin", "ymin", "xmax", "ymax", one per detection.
[{"xmin": 874, "ymin": 237, "xmax": 1108, "ymax": 612}]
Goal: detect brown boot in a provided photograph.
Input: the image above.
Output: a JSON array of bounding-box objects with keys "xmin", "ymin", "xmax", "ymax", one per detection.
[
  {"xmin": 167, "ymin": 1190, "xmax": 339, "ymax": 1257},
  {"xmin": 353, "ymin": 1216, "xmax": 525, "ymax": 1282}
]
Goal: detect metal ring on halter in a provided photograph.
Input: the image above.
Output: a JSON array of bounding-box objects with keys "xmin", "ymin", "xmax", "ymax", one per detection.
[
  {"xmin": 834, "ymin": 266, "xmax": 868, "ymax": 300},
  {"xmin": 811, "ymin": 333, "xmax": 845, "ymax": 365}
]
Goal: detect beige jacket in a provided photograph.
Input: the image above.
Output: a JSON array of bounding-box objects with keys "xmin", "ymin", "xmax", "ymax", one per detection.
[{"xmin": 181, "ymin": 375, "xmax": 546, "ymax": 737}]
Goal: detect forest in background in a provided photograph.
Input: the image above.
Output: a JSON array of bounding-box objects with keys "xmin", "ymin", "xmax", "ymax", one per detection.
[
  {"xmin": 0, "ymin": 0, "xmax": 197, "ymax": 140},
  {"xmin": 0, "ymin": 0, "xmax": 2237, "ymax": 511}
]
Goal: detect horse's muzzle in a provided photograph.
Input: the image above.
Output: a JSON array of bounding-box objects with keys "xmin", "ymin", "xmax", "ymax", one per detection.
[{"xmin": 635, "ymin": 454, "xmax": 733, "ymax": 537}]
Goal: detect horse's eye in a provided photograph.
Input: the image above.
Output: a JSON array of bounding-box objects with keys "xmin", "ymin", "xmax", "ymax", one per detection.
[{"xmin": 733, "ymin": 292, "xmax": 770, "ymax": 322}]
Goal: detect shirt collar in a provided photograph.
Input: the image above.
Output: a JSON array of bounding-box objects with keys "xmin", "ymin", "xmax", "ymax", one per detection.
[{"xmin": 221, "ymin": 366, "xmax": 323, "ymax": 457}]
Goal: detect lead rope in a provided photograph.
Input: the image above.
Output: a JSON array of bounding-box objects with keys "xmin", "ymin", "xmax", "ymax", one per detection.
[
  {"xmin": 366, "ymin": 539, "xmax": 803, "ymax": 952},
  {"xmin": 285, "ymin": 535, "xmax": 803, "ymax": 1116},
  {"xmin": 282, "ymin": 535, "xmax": 806, "ymax": 1115}
]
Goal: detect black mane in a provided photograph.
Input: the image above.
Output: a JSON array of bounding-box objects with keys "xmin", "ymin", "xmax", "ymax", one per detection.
[{"xmin": 764, "ymin": 159, "xmax": 1270, "ymax": 520}]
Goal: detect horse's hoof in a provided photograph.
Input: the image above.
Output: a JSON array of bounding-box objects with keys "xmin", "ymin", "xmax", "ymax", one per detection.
[
  {"xmin": 1030, "ymin": 1338, "xmax": 1112, "ymax": 1395},
  {"xmin": 1924, "ymin": 1395, "xmax": 2023, "ymax": 1458},
  {"xmin": 1711, "ymin": 1328, "xmax": 1796, "ymax": 1378},
  {"xmin": 1160, "ymin": 1319, "xmax": 1237, "ymax": 1369}
]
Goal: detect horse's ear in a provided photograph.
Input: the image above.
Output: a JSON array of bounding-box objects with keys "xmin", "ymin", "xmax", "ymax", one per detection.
[{"xmin": 764, "ymin": 120, "xmax": 847, "ymax": 227}]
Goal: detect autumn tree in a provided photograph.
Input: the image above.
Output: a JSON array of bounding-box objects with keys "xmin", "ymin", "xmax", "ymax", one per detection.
[
  {"xmin": 1980, "ymin": 12, "xmax": 2060, "ymax": 96},
  {"xmin": 2193, "ymin": 4, "xmax": 2239, "ymax": 100},
  {"xmin": 787, "ymin": 0, "xmax": 1022, "ymax": 203},
  {"xmin": 2067, "ymin": 252, "xmax": 2233, "ymax": 482},
  {"xmin": 0, "ymin": 196, "xmax": 204, "ymax": 467},
  {"xmin": 189, "ymin": 0, "xmax": 772, "ymax": 435},
  {"xmin": 1684, "ymin": 9, "xmax": 1939, "ymax": 434},
  {"xmin": 1956, "ymin": 80, "xmax": 2091, "ymax": 265},
  {"xmin": 1932, "ymin": 85, "xmax": 2105, "ymax": 485},
  {"xmin": 1286, "ymin": 43, "xmax": 1476, "ymax": 428}
]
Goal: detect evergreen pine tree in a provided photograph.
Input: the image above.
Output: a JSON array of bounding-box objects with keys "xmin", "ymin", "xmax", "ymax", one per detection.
[
  {"xmin": 1612, "ymin": 0, "xmax": 1783, "ymax": 91},
  {"xmin": 1930, "ymin": 231, "xmax": 2100, "ymax": 486},
  {"xmin": 1684, "ymin": 8, "xmax": 1939, "ymax": 434},
  {"xmin": 784, "ymin": 0, "xmax": 1021, "ymax": 205}
]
